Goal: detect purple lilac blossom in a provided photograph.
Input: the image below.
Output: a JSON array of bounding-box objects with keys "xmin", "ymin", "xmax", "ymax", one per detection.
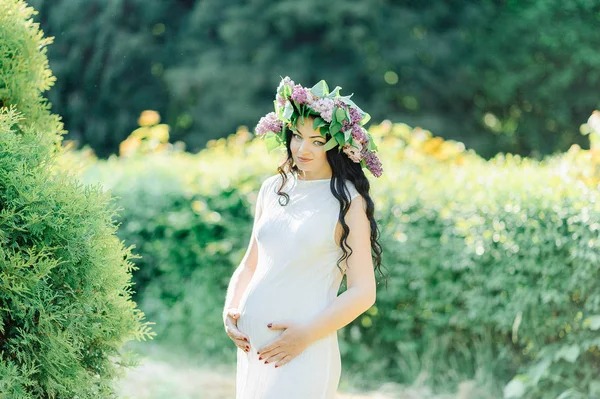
[
  {"xmin": 341, "ymin": 120, "xmax": 352, "ymax": 132},
  {"xmin": 349, "ymin": 107, "xmax": 362, "ymax": 124},
  {"xmin": 362, "ymin": 148, "xmax": 383, "ymax": 177},
  {"xmin": 291, "ymin": 85, "xmax": 309, "ymax": 104},
  {"xmin": 255, "ymin": 112, "xmax": 283, "ymax": 135},
  {"xmin": 351, "ymin": 124, "xmax": 368, "ymax": 143}
]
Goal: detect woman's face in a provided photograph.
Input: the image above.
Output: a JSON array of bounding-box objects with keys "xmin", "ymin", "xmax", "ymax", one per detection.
[{"xmin": 290, "ymin": 116, "xmax": 332, "ymax": 179}]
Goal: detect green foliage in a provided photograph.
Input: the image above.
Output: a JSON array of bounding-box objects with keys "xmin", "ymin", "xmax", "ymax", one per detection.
[
  {"xmin": 81, "ymin": 129, "xmax": 275, "ymax": 357},
  {"xmin": 81, "ymin": 118, "xmax": 600, "ymax": 397},
  {"xmin": 0, "ymin": 0, "xmax": 62, "ymax": 155},
  {"xmin": 27, "ymin": 0, "xmax": 600, "ymax": 158},
  {"xmin": 0, "ymin": 1, "xmax": 152, "ymax": 397}
]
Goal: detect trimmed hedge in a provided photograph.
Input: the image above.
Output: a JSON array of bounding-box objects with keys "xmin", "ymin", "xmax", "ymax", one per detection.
[{"xmin": 82, "ymin": 120, "xmax": 600, "ymax": 398}]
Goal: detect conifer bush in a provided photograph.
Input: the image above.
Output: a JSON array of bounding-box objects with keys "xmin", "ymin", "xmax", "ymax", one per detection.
[{"xmin": 0, "ymin": 1, "xmax": 152, "ymax": 397}]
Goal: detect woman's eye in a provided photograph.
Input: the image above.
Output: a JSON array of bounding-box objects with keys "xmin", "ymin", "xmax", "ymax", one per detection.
[
  {"xmin": 293, "ymin": 133, "xmax": 301, "ymax": 140},
  {"xmin": 315, "ymin": 141, "xmax": 325, "ymax": 146}
]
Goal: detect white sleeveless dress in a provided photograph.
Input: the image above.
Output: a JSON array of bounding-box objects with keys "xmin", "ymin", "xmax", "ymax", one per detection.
[{"xmin": 236, "ymin": 172, "xmax": 360, "ymax": 399}]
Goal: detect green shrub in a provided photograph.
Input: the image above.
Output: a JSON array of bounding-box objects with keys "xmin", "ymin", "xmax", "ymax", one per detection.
[
  {"xmin": 0, "ymin": 1, "xmax": 152, "ymax": 397},
  {"xmin": 83, "ymin": 121, "xmax": 600, "ymax": 397}
]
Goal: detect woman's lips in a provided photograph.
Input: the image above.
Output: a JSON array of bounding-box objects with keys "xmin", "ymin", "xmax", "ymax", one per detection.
[{"xmin": 297, "ymin": 157, "xmax": 312, "ymax": 162}]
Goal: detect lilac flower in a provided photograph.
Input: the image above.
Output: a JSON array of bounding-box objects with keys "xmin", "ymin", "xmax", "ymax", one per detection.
[
  {"xmin": 341, "ymin": 120, "xmax": 352, "ymax": 132},
  {"xmin": 276, "ymin": 76, "xmax": 295, "ymax": 106},
  {"xmin": 349, "ymin": 107, "xmax": 362, "ymax": 124},
  {"xmin": 334, "ymin": 99, "xmax": 347, "ymax": 109},
  {"xmin": 276, "ymin": 93, "xmax": 287, "ymax": 107},
  {"xmin": 342, "ymin": 144, "xmax": 362, "ymax": 163},
  {"xmin": 361, "ymin": 148, "xmax": 383, "ymax": 177},
  {"xmin": 255, "ymin": 112, "xmax": 283, "ymax": 135},
  {"xmin": 310, "ymin": 98, "xmax": 334, "ymax": 123},
  {"xmin": 277, "ymin": 76, "xmax": 295, "ymax": 92},
  {"xmin": 351, "ymin": 124, "xmax": 367, "ymax": 143},
  {"xmin": 291, "ymin": 84, "xmax": 309, "ymax": 104}
]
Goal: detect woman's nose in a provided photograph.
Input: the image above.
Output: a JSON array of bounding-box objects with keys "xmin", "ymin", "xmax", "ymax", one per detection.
[{"xmin": 298, "ymin": 140, "xmax": 309, "ymax": 154}]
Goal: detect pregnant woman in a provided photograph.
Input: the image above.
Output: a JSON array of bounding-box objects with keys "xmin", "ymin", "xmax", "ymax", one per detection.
[{"xmin": 222, "ymin": 77, "xmax": 385, "ymax": 399}]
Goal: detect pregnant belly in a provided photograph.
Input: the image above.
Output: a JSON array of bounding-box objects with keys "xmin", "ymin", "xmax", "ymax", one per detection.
[{"xmin": 237, "ymin": 279, "xmax": 327, "ymax": 350}]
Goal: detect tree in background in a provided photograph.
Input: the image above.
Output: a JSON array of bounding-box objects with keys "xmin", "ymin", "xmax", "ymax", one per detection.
[
  {"xmin": 29, "ymin": 0, "xmax": 600, "ymax": 158},
  {"xmin": 0, "ymin": 1, "xmax": 152, "ymax": 396}
]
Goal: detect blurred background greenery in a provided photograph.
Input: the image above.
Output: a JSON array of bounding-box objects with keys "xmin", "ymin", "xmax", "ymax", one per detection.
[
  {"xmin": 16, "ymin": 0, "xmax": 600, "ymax": 398},
  {"xmin": 29, "ymin": 0, "xmax": 600, "ymax": 159}
]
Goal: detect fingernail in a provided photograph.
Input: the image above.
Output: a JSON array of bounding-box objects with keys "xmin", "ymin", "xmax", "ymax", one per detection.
[
  {"xmin": 275, "ymin": 365, "xmax": 278, "ymax": 368},
  {"xmin": 244, "ymin": 338, "xmax": 248, "ymax": 342},
  {"xmin": 267, "ymin": 323, "xmax": 272, "ymax": 328},
  {"xmin": 264, "ymin": 361, "xmax": 268, "ymax": 364},
  {"xmin": 246, "ymin": 346, "xmax": 249, "ymax": 350},
  {"xmin": 258, "ymin": 357, "xmax": 262, "ymax": 360},
  {"xmin": 256, "ymin": 351, "xmax": 259, "ymax": 355}
]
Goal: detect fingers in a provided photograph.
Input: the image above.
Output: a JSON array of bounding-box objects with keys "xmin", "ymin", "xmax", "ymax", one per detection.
[
  {"xmin": 274, "ymin": 354, "xmax": 293, "ymax": 368},
  {"xmin": 225, "ymin": 318, "xmax": 249, "ymax": 340},
  {"xmin": 261, "ymin": 347, "xmax": 285, "ymax": 364},
  {"xmin": 266, "ymin": 322, "xmax": 287, "ymax": 330},
  {"xmin": 235, "ymin": 338, "xmax": 251, "ymax": 353},
  {"xmin": 257, "ymin": 342, "xmax": 283, "ymax": 361}
]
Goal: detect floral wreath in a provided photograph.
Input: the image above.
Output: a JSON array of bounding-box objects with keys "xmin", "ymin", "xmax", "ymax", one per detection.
[{"xmin": 254, "ymin": 76, "xmax": 383, "ymax": 177}]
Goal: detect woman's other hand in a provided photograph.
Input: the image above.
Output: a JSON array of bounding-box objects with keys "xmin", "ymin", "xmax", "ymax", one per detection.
[
  {"xmin": 256, "ymin": 321, "xmax": 313, "ymax": 368},
  {"xmin": 224, "ymin": 307, "xmax": 250, "ymax": 353}
]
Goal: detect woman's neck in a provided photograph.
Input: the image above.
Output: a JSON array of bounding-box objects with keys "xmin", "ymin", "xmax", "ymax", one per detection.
[{"xmin": 296, "ymin": 170, "xmax": 332, "ymax": 181}]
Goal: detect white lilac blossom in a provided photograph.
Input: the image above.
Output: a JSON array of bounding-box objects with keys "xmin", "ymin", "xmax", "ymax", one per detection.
[
  {"xmin": 310, "ymin": 98, "xmax": 334, "ymax": 123},
  {"xmin": 276, "ymin": 77, "xmax": 295, "ymax": 106},
  {"xmin": 342, "ymin": 144, "xmax": 362, "ymax": 163}
]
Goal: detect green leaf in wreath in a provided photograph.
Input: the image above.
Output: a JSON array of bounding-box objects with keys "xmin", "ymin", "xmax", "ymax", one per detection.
[
  {"xmin": 344, "ymin": 129, "xmax": 351, "ymax": 141},
  {"xmin": 335, "ymin": 108, "xmax": 347, "ymax": 123},
  {"xmin": 329, "ymin": 86, "xmax": 342, "ymax": 97},
  {"xmin": 283, "ymin": 101, "xmax": 294, "ymax": 120},
  {"xmin": 313, "ymin": 117, "xmax": 326, "ymax": 130},
  {"xmin": 330, "ymin": 122, "xmax": 342, "ymax": 136},
  {"xmin": 310, "ymin": 80, "xmax": 329, "ymax": 98},
  {"xmin": 265, "ymin": 133, "xmax": 280, "ymax": 153},
  {"xmin": 361, "ymin": 112, "xmax": 371, "ymax": 125},
  {"xmin": 323, "ymin": 136, "xmax": 338, "ymax": 151}
]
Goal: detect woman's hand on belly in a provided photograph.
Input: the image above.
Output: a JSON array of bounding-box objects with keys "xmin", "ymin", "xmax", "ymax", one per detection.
[
  {"xmin": 224, "ymin": 308, "xmax": 251, "ymax": 353},
  {"xmin": 256, "ymin": 321, "xmax": 313, "ymax": 368}
]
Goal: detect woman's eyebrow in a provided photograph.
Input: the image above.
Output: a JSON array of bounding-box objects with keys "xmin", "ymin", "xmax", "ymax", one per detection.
[{"xmin": 294, "ymin": 130, "xmax": 324, "ymax": 139}]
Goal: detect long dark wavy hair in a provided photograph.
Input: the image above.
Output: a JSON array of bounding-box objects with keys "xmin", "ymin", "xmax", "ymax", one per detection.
[{"xmin": 274, "ymin": 122, "xmax": 387, "ymax": 285}]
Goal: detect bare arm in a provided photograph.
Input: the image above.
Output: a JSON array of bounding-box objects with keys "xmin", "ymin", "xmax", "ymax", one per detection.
[
  {"xmin": 222, "ymin": 182, "xmax": 265, "ymax": 324},
  {"xmin": 302, "ymin": 195, "xmax": 377, "ymax": 342}
]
